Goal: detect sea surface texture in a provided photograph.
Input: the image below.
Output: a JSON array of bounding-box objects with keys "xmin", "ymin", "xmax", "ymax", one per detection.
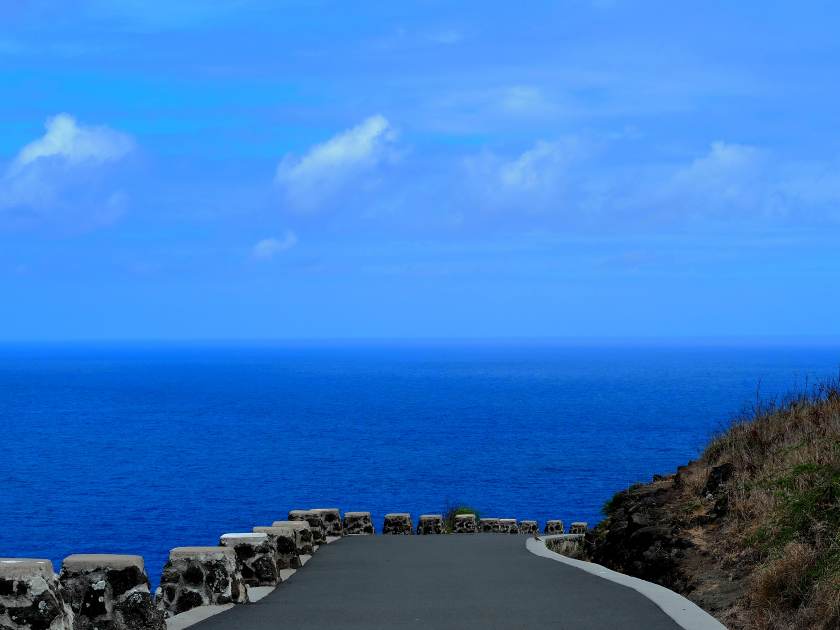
[{"xmin": 1, "ymin": 343, "xmax": 837, "ymax": 586}]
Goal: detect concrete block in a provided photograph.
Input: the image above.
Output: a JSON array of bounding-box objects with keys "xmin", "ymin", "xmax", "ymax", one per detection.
[
  {"xmin": 519, "ymin": 520, "xmax": 539, "ymax": 534},
  {"xmin": 59, "ymin": 554, "xmax": 163, "ymax": 630},
  {"xmin": 252, "ymin": 527, "xmax": 301, "ymax": 570},
  {"xmin": 498, "ymin": 519, "xmax": 519, "ymax": 534},
  {"xmin": 342, "ymin": 512, "xmax": 374, "ymax": 535},
  {"xmin": 155, "ymin": 547, "xmax": 247, "ymax": 617},
  {"xmin": 382, "ymin": 513, "xmax": 413, "ymax": 535},
  {"xmin": 219, "ymin": 534, "xmax": 277, "ymax": 587},
  {"xmin": 310, "ymin": 509, "xmax": 342, "ymax": 537},
  {"xmin": 452, "ymin": 514, "xmax": 477, "ymax": 534},
  {"xmin": 0, "ymin": 558, "xmax": 73, "ymax": 630},
  {"xmin": 544, "ymin": 520, "xmax": 565, "ymax": 535},
  {"xmin": 478, "ymin": 518, "xmax": 500, "ymax": 533},
  {"xmin": 271, "ymin": 521, "xmax": 314, "ymax": 555},
  {"xmin": 416, "ymin": 515, "xmax": 445, "ymax": 535},
  {"xmin": 569, "ymin": 522, "xmax": 588, "ymax": 535},
  {"xmin": 288, "ymin": 510, "xmax": 326, "ymax": 544}
]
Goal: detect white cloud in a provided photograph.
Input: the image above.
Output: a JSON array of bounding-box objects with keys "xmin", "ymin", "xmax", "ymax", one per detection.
[
  {"xmin": 275, "ymin": 115, "xmax": 397, "ymax": 211},
  {"xmin": 252, "ymin": 231, "xmax": 298, "ymax": 260},
  {"xmin": 1, "ymin": 114, "xmax": 134, "ymax": 228},
  {"xmin": 10, "ymin": 113, "xmax": 134, "ymax": 174}
]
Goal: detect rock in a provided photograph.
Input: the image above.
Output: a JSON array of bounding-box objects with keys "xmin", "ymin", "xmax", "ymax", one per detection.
[
  {"xmin": 155, "ymin": 547, "xmax": 247, "ymax": 617},
  {"xmin": 498, "ymin": 519, "xmax": 519, "ymax": 534},
  {"xmin": 569, "ymin": 522, "xmax": 588, "ymax": 535},
  {"xmin": 544, "ymin": 520, "xmax": 565, "ymax": 535},
  {"xmin": 416, "ymin": 515, "xmax": 445, "ymax": 535},
  {"xmin": 452, "ymin": 514, "xmax": 477, "ymax": 534},
  {"xmin": 478, "ymin": 518, "xmax": 500, "ymax": 533},
  {"xmin": 342, "ymin": 512, "xmax": 374, "ymax": 536},
  {"xmin": 0, "ymin": 558, "xmax": 73, "ymax": 630},
  {"xmin": 519, "ymin": 520, "xmax": 539, "ymax": 534},
  {"xmin": 382, "ymin": 514, "xmax": 413, "ymax": 535},
  {"xmin": 59, "ymin": 554, "xmax": 163, "ymax": 630},
  {"xmin": 288, "ymin": 511, "xmax": 326, "ymax": 545},
  {"xmin": 703, "ymin": 463, "xmax": 734, "ymax": 495},
  {"xmin": 271, "ymin": 521, "xmax": 314, "ymax": 555},
  {"xmin": 219, "ymin": 534, "xmax": 278, "ymax": 587},
  {"xmin": 310, "ymin": 509, "xmax": 342, "ymax": 537},
  {"xmin": 252, "ymin": 527, "xmax": 301, "ymax": 570}
]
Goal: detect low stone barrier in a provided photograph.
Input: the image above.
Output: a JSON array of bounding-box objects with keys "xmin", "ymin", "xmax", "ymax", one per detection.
[
  {"xmin": 220, "ymin": 533, "xmax": 277, "ymax": 587},
  {"xmin": 569, "ymin": 522, "xmax": 588, "ymax": 535},
  {"xmin": 544, "ymin": 520, "xmax": 565, "ymax": 535},
  {"xmin": 343, "ymin": 512, "xmax": 374, "ymax": 535},
  {"xmin": 311, "ymin": 509, "xmax": 343, "ymax": 537},
  {"xmin": 252, "ymin": 526, "xmax": 301, "ymax": 569},
  {"xmin": 382, "ymin": 513, "xmax": 413, "ymax": 535},
  {"xmin": 452, "ymin": 514, "xmax": 477, "ymax": 533},
  {"xmin": 519, "ymin": 520, "xmax": 539, "ymax": 534},
  {"xmin": 498, "ymin": 518, "xmax": 519, "ymax": 534},
  {"xmin": 0, "ymin": 558, "xmax": 73, "ymax": 630},
  {"xmin": 416, "ymin": 515, "xmax": 445, "ymax": 535},
  {"xmin": 478, "ymin": 518, "xmax": 500, "ymax": 533},
  {"xmin": 156, "ymin": 547, "xmax": 247, "ymax": 617},
  {"xmin": 288, "ymin": 510, "xmax": 326, "ymax": 545},
  {"xmin": 271, "ymin": 521, "xmax": 314, "ymax": 555},
  {"xmin": 59, "ymin": 554, "xmax": 163, "ymax": 630}
]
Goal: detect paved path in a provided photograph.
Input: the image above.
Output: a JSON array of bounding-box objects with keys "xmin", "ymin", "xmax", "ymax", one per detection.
[{"xmin": 194, "ymin": 535, "xmax": 681, "ymax": 629}]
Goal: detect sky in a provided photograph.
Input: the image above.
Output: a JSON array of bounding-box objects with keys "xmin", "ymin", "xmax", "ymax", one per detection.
[{"xmin": 1, "ymin": 0, "xmax": 840, "ymax": 341}]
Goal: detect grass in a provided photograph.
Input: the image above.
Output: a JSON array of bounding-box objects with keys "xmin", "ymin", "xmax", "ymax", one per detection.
[{"xmin": 702, "ymin": 381, "xmax": 840, "ymax": 629}]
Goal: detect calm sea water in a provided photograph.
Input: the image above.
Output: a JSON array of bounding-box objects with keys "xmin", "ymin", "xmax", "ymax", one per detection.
[{"xmin": 1, "ymin": 342, "xmax": 837, "ymax": 586}]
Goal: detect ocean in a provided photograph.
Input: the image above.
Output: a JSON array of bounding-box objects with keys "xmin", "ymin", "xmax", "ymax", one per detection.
[{"xmin": 0, "ymin": 342, "xmax": 837, "ymax": 587}]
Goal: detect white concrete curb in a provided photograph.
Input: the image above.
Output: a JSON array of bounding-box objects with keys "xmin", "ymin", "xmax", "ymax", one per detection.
[{"xmin": 526, "ymin": 537, "xmax": 727, "ymax": 630}]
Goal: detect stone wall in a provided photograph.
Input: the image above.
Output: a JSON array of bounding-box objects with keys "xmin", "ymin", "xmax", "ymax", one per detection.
[
  {"xmin": 219, "ymin": 534, "xmax": 278, "ymax": 587},
  {"xmin": 156, "ymin": 547, "xmax": 247, "ymax": 617},
  {"xmin": 382, "ymin": 514, "xmax": 413, "ymax": 535},
  {"xmin": 0, "ymin": 558, "xmax": 73, "ymax": 630}
]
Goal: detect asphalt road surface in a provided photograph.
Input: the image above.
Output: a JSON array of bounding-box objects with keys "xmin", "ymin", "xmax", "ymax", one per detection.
[{"xmin": 193, "ymin": 534, "xmax": 681, "ymax": 629}]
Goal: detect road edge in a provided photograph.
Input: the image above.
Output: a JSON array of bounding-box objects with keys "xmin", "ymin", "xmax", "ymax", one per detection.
[{"xmin": 526, "ymin": 537, "xmax": 727, "ymax": 630}]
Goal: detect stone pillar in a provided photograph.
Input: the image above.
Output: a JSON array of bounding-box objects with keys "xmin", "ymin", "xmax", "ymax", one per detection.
[
  {"xmin": 252, "ymin": 527, "xmax": 301, "ymax": 570},
  {"xmin": 498, "ymin": 519, "xmax": 519, "ymax": 534},
  {"xmin": 219, "ymin": 534, "xmax": 277, "ymax": 587},
  {"xmin": 382, "ymin": 513, "xmax": 413, "ymax": 535},
  {"xmin": 156, "ymin": 547, "xmax": 247, "ymax": 617},
  {"xmin": 478, "ymin": 518, "xmax": 500, "ymax": 533},
  {"xmin": 544, "ymin": 520, "xmax": 565, "ymax": 535},
  {"xmin": 342, "ymin": 512, "xmax": 374, "ymax": 535},
  {"xmin": 519, "ymin": 520, "xmax": 539, "ymax": 534},
  {"xmin": 59, "ymin": 554, "xmax": 163, "ymax": 630},
  {"xmin": 288, "ymin": 510, "xmax": 326, "ymax": 545},
  {"xmin": 271, "ymin": 521, "xmax": 314, "ymax": 555},
  {"xmin": 452, "ymin": 514, "xmax": 477, "ymax": 533},
  {"xmin": 416, "ymin": 515, "xmax": 445, "ymax": 535},
  {"xmin": 569, "ymin": 522, "xmax": 588, "ymax": 535},
  {"xmin": 310, "ymin": 509, "xmax": 342, "ymax": 537},
  {"xmin": 0, "ymin": 558, "xmax": 73, "ymax": 630}
]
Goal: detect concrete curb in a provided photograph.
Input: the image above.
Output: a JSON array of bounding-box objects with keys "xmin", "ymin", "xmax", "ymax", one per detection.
[{"xmin": 526, "ymin": 537, "xmax": 727, "ymax": 630}]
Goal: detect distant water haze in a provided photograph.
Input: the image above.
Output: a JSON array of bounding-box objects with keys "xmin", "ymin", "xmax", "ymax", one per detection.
[{"xmin": 0, "ymin": 342, "xmax": 838, "ymax": 587}]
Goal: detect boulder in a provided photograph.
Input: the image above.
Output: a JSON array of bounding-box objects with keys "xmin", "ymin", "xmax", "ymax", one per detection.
[
  {"xmin": 342, "ymin": 512, "xmax": 374, "ymax": 535},
  {"xmin": 252, "ymin": 527, "xmax": 301, "ymax": 570},
  {"xmin": 569, "ymin": 522, "xmax": 588, "ymax": 535},
  {"xmin": 478, "ymin": 518, "xmax": 500, "ymax": 533},
  {"xmin": 544, "ymin": 520, "xmax": 565, "ymax": 535},
  {"xmin": 416, "ymin": 515, "xmax": 445, "ymax": 535},
  {"xmin": 382, "ymin": 514, "xmax": 413, "ymax": 535},
  {"xmin": 219, "ymin": 534, "xmax": 277, "ymax": 587},
  {"xmin": 288, "ymin": 510, "xmax": 326, "ymax": 545},
  {"xmin": 59, "ymin": 554, "xmax": 163, "ymax": 630},
  {"xmin": 452, "ymin": 514, "xmax": 477, "ymax": 534},
  {"xmin": 0, "ymin": 558, "xmax": 73, "ymax": 630},
  {"xmin": 498, "ymin": 519, "xmax": 519, "ymax": 534},
  {"xmin": 155, "ymin": 547, "xmax": 247, "ymax": 617},
  {"xmin": 519, "ymin": 520, "xmax": 539, "ymax": 534},
  {"xmin": 310, "ymin": 509, "xmax": 342, "ymax": 537},
  {"xmin": 271, "ymin": 521, "xmax": 314, "ymax": 555}
]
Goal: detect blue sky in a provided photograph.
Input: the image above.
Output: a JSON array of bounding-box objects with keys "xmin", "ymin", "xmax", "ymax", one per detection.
[{"xmin": 2, "ymin": 1, "xmax": 839, "ymax": 341}]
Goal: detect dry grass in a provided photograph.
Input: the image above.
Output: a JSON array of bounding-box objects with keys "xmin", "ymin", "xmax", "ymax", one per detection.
[{"xmin": 702, "ymin": 382, "xmax": 840, "ymax": 629}]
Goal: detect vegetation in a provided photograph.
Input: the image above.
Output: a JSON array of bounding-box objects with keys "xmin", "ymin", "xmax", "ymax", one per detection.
[{"xmin": 443, "ymin": 504, "xmax": 480, "ymax": 532}]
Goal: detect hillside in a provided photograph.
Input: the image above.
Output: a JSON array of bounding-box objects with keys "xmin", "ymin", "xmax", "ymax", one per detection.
[{"xmin": 587, "ymin": 383, "xmax": 840, "ymax": 629}]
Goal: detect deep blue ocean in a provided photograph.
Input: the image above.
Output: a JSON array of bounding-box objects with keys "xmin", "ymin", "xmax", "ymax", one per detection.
[{"xmin": 1, "ymin": 342, "xmax": 838, "ymax": 587}]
